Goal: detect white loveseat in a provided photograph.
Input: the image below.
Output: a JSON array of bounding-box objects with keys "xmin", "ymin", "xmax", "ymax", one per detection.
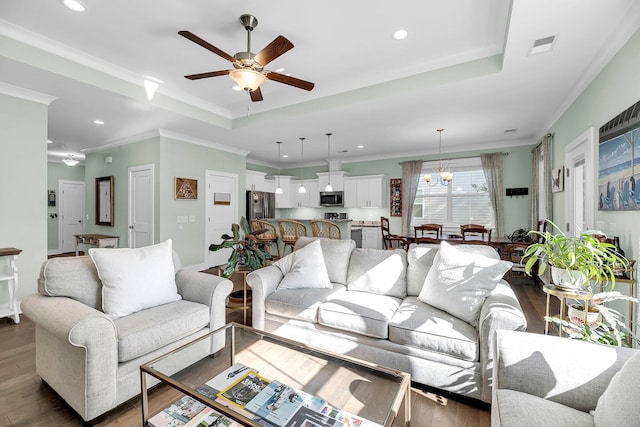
[
  {"xmin": 248, "ymin": 237, "xmax": 527, "ymax": 403},
  {"xmin": 21, "ymin": 240, "xmax": 233, "ymax": 422}
]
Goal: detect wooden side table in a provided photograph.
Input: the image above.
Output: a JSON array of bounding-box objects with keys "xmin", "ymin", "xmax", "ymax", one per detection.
[
  {"xmin": 543, "ymin": 285, "xmax": 592, "ymax": 336},
  {"xmin": 0, "ymin": 247, "xmax": 22, "ymax": 324},
  {"xmin": 74, "ymin": 234, "xmax": 119, "ymax": 256},
  {"xmin": 217, "ymin": 267, "xmax": 251, "ymax": 325}
]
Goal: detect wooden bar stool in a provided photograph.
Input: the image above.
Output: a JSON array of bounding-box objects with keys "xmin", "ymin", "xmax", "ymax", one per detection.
[{"xmin": 277, "ymin": 220, "xmax": 308, "ymax": 256}]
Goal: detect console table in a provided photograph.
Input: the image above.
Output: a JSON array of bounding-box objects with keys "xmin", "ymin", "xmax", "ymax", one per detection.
[
  {"xmin": 0, "ymin": 247, "xmax": 22, "ymax": 324},
  {"xmin": 74, "ymin": 234, "xmax": 119, "ymax": 256}
]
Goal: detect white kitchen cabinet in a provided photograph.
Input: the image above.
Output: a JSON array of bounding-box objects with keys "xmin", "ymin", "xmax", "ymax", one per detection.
[
  {"xmin": 361, "ymin": 227, "xmax": 382, "ymax": 249},
  {"xmin": 275, "ymin": 176, "xmax": 294, "ymax": 208},
  {"xmin": 292, "ymin": 180, "xmax": 319, "ymax": 207},
  {"xmin": 344, "ymin": 175, "xmax": 385, "ymax": 208},
  {"xmin": 246, "ymin": 170, "xmax": 275, "ymax": 192},
  {"xmin": 317, "ymin": 171, "xmax": 347, "ymax": 192}
]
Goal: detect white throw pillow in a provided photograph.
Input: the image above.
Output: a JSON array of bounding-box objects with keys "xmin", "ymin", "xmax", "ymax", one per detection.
[
  {"xmin": 274, "ymin": 239, "xmax": 332, "ymax": 289},
  {"xmin": 593, "ymin": 351, "xmax": 640, "ymax": 426},
  {"xmin": 417, "ymin": 241, "xmax": 511, "ymax": 326},
  {"xmin": 89, "ymin": 239, "xmax": 181, "ymax": 318}
]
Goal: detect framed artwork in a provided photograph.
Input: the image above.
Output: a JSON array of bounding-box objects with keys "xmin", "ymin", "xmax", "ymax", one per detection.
[
  {"xmin": 552, "ymin": 167, "xmax": 564, "ymax": 193},
  {"xmin": 390, "ymin": 178, "xmax": 402, "ymax": 216},
  {"xmin": 175, "ymin": 177, "xmax": 198, "ymax": 200},
  {"xmin": 598, "ymin": 100, "xmax": 640, "ymax": 210}
]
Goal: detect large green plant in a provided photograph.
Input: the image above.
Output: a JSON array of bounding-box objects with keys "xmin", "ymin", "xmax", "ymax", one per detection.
[{"xmin": 209, "ymin": 217, "xmax": 271, "ymax": 278}]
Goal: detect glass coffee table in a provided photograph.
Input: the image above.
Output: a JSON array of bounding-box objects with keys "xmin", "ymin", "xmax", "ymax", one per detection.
[{"xmin": 141, "ymin": 323, "xmax": 411, "ymax": 426}]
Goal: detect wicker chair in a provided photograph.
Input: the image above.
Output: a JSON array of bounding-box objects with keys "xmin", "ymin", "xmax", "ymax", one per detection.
[
  {"xmin": 251, "ymin": 219, "xmax": 280, "ymax": 259},
  {"xmin": 460, "ymin": 223, "xmax": 492, "ymax": 244},
  {"xmin": 310, "ymin": 219, "xmax": 341, "ymax": 239},
  {"xmin": 277, "ymin": 220, "xmax": 308, "ymax": 256},
  {"xmin": 414, "ymin": 223, "xmax": 443, "ymax": 243}
]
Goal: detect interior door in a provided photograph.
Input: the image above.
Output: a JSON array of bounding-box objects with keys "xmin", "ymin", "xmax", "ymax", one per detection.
[
  {"xmin": 564, "ymin": 128, "xmax": 594, "ymax": 236},
  {"xmin": 59, "ymin": 180, "xmax": 85, "ymax": 253},
  {"xmin": 205, "ymin": 171, "xmax": 238, "ymax": 268},
  {"xmin": 128, "ymin": 164, "xmax": 154, "ymax": 248}
]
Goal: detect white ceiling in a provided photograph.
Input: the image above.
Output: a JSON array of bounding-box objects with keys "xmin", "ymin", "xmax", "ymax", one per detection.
[{"xmin": 1, "ymin": 0, "xmax": 639, "ymax": 167}]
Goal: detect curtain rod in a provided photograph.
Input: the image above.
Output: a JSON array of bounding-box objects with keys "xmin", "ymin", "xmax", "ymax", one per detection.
[
  {"xmin": 532, "ymin": 133, "xmax": 554, "ymax": 152},
  {"xmin": 399, "ymin": 152, "xmax": 509, "ymax": 165}
]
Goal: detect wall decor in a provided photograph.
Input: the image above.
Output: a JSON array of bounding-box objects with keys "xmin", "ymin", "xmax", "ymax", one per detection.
[
  {"xmin": 175, "ymin": 177, "xmax": 198, "ymax": 200},
  {"xmin": 390, "ymin": 178, "xmax": 402, "ymax": 217},
  {"xmin": 48, "ymin": 190, "xmax": 56, "ymax": 206},
  {"xmin": 551, "ymin": 167, "xmax": 564, "ymax": 193},
  {"xmin": 598, "ymin": 100, "xmax": 640, "ymax": 211},
  {"xmin": 96, "ymin": 176, "xmax": 114, "ymax": 226},
  {"xmin": 214, "ymin": 192, "xmax": 231, "ymax": 205}
]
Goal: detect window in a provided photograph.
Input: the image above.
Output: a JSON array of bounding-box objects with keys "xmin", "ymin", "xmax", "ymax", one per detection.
[{"xmin": 412, "ymin": 158, "xmax": 494, "ymax": 233}]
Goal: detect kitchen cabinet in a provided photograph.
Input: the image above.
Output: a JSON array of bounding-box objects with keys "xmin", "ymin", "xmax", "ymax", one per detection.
[
  {"xmin": 317, "ymin": 171, "xmax": 347, "ymax": 192},
  {"xmin": 246, "ymin": 170, "xmax": 275, "ymax": 192},
  {"xmin": 344, "ymin": 175, "xmax": 385, "ymax": 208},
  {"xmin": 292, "ymin": 180, "xmax": 319, "ymax": 207},
  {"xmin": 361, "ymin": 227, "xmax": 383, "ymax": 249},
  {"xmin": 275, "ymin": 176, "xmax": 293, "ymax": 208}
]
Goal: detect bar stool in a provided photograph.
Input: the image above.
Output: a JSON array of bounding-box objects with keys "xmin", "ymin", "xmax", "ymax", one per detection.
[
  {"xmin": 277, "ymin": 220, "xmax": 308, "ymax": 256},
  {"xmin": 310, "ymin": 219, "xmax": 341, "ymax": 239},
  {"xmin": 251, "ymin": 219, "xmax": 281, "ymax": 259}
]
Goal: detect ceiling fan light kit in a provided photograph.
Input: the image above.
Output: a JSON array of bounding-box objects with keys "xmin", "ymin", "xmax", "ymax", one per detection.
[{"xmin": 179, "ymin": 14, "xmax": 314, "ymax": 102}]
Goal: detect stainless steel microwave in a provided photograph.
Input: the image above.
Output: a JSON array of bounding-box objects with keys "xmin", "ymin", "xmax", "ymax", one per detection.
[{"xmin": 319, "ymin": 191, "xmax": 344, "ymax": 207}]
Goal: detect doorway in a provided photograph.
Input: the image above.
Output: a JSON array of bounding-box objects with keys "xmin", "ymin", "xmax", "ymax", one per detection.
[
  {"xmin": 205, "ymin": 171, "xmax": 238, "ymax": 268},
  {"xmin": 564, "ymin": 128, "xmax": 594, "ymax": 236},
  {"xmin": 58, "ymin": 180, "xmax": 85, "ymax": 254},
  {"xmin": 128, "ymin": 164, "xmax": 154, "ymax": 248}
]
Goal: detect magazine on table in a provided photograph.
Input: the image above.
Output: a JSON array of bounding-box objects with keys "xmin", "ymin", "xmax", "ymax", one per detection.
[
  {"xmin": 244, "ymin": 380, "xmax": 303, "ymax": 426},
  {"xmin": 217, "ymin": 371, "xmax": 271, "ymax": 410}
]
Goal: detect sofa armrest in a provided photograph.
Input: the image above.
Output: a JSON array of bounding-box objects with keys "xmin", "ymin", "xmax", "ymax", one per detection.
[
  {"xmin": 21, "ymin": 293, "xmax": 119, "ymax": 420},
  {"xmin": 176, "ymin": 270, "xmax": 233, "ymax": 331},
  {"xmin": 477, "ymin": 281, "xmax": 527, "ymax": 402},
  {"xmin": 246, "ymin": 265, "xmax": 284, "ymax": 330},
  {"xmin": 494, "ymin": 330, "xmax": 636, "ymax": 412}
]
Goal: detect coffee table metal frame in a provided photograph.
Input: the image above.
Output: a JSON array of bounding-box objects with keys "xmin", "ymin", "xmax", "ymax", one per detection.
[{"xmin": 140, "ymin": 322, "xmax": 411, "ymax": 427}]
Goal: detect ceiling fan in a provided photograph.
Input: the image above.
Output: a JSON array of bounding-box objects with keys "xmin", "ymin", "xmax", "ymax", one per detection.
[{"xmin": 178, "ymin": 14, "xmax": 315, "ymax": 102}]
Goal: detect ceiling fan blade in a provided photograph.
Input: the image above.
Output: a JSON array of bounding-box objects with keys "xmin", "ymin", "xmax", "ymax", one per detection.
[
  {"xmin": 254, "ymin": 35, "xmax": 294, "ymax": 66},
  {"xmin": 178, "ymin": 30, "xmax": 236, "ymax": 63},
  {"xmin": 184, "ymin": 70, "xmax": 231, "ymax": 80},
  {"xmin": 250, "ymin": 87, "xmax": 264, "ymax": 102},
  {"xmin": 266, "ymin": 72, "xmax": 315, "ymax": 91}
]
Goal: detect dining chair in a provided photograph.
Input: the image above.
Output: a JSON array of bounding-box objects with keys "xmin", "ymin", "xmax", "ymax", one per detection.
[
  {"xmin": 380, "ymin": 216, "xmax": 408, "ymax": 250},
  {"xmin": 277, "ymin": 220, "xmax": 308, "ymax": 256},
  {"xmin": 310, "ymin": 219, "xmax": 341, "ymax": 239},
  {"xmin": 251, "ymin": 219, "xmax": 280, "ymax": 259},
  {"xmin": 414, "ymin": 223, "xmax": 443, "ymax": 243},
  {"xmin": 460, "ymin": 223, "xmax": 492, "ymax": 244}
]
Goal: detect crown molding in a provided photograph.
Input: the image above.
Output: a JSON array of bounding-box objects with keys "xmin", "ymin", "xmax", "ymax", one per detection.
[{"xmin": 0, "ymin": 81, "xmax": 57, "ymax": 105}]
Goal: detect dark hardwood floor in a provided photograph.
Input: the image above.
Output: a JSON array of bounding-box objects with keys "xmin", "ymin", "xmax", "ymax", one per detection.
[{"xmin": 0, "ymin": 274, "xmax": 550, "ymax": 427}]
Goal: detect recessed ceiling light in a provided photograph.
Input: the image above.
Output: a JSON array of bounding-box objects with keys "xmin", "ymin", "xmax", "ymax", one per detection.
[
  {"xmin": 357, "ymin": 145, "xmax": 364, "ymax": 149},
  {"xmin": 232, "ymin": 85, "xmax": 242, "ymax": 91},
  {"xmin": 282, "ymin": 154, "xmax": 288, "ymax": 158},
  {"xmin": 47, "ymin": 139, "xmax": 53, "ymax": 144},
  {"xmin": 93, "ymin": 120, "xmax": 105, "ymax": 125},
  {"xmin": 61, "ymin": 0, "xmax": 87, "ymax": 12},
  {"xmin": 393, "ymin": 29, "xmax": 408, "ymax": 40},
  {"xmin": 528, "ymin": 35, "xmax": 557, "ymax": 55}
]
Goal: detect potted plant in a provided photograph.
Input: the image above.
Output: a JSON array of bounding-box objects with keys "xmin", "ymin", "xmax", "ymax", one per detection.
[
  {"xmin": 523, "ymin": 219, "xmax": 636, "ymax": 346},
  {"xmin": 209, "ymin": 216, "xmax": 272, "ymax": 278}
]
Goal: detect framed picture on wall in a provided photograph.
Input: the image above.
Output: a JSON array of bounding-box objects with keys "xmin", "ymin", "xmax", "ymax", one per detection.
[
  {"xmin": 552, "ymin": 167, "xmax": 564, "ymax": 193},
  {"xmin": 390, "ymin": 178, "xmax": 402, "ymax": 216},
  {"xmin": 175, "ymin": 177, "xmax": 198, "ymax": 200}
]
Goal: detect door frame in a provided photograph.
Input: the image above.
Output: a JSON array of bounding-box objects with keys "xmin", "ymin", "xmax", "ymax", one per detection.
[
  {"xmin": 205, "ymin": 170, "xmax": 239, "ymax": 268},
  {"xmin": 564, "ymin": 127, "xmax": 594, "ymax": 236},
  {"xmin": 128, "ymin": 164, "xmax": 155, "ymax": 248},
  {"xmin": 57, "ymin": 179, "xmax": 85, "ymax": 255}
]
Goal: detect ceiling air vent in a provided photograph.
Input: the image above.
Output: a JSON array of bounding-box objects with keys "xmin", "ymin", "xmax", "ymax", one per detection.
[{"xmin": 528, "ymin": 35, "xmax": 557, "ymax": 55}]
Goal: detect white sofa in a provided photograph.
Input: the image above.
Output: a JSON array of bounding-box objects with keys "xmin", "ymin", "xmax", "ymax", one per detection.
[
  {"xmin": 492, "ymin": 330, "xmax": 640, "ymax": 426},
  {"xmin": 21, "ymin": 241, "xmax": 233, "ymax": 422},
  {"xmin": 248, "ymin": 237, "xmax": 527, "ymax": 403}
]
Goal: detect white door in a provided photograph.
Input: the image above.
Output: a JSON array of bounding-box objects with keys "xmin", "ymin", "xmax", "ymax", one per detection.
[
  {"xmin": 59, "ymin": 180, "xmax": 85, "ymax": 253},
  {"xmin": 565, "ymin": 128, "xmax": 594, "ymax": 236},
  {"xmin": 205, "ymin": 171, "xmax": 238, "ymax": 268},
  {"xmin": 128, "ymin": 164, "xmax": 154, "ymax": 248}
]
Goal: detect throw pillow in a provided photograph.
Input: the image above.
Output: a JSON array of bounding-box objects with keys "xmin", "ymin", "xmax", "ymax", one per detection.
[
  {"xmin": 593, "ymin": 351, "xmax": 640, "ymax": 425},
  {"xmin": 347, "ymin": 248, "xmax": 407, "ymax": 299},
  {"xmin": 417, "ymin": 241, "xmax": 511, "ymax": 326},
  {"xmin": 89, "ymin": 239, "xmax": 181, "ymax": 318},
  {"xmin": 275, "ymin": 239, "xmax": 332, "ymax": 289},
  {"xmin": 294, "ymin": 237, "xmax": 355, "ymax": 285}
]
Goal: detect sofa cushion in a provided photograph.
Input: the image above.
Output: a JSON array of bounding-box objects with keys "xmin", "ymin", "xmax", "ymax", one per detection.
[
  {"xmin": 265, "ymin": 284, "xmax": 347, "ymax": 323},
  {"xmin": 318, "ymin": 291, "xmax": 402, "ymax": 339},
  {"xmin": 494, "ymin": 389, "xmax": 594, "ymax": 427},
  {"xmin": 389, "ymin": 297, "xmax": 479, "ymax": 362},
  {"xmin": 90, "ymin": 239, "xmax": 182, "ymax": 319},
  {"xmin": 114, "ymin": 299, "xmax": 210, "ymax": 362},
  {"xmin": 294, "ymin": 237, "xmax": 355, "ymax": 285},
  {"xmin": 38, "ymin": 256, "xmax": 102, "ymax": 310},
  {"xmin": 418, "ymin": 242, "xmax": 511, "ymax": 326},
  {"xmin": 593, "ymin": 351, "xmax": 640, "ymax": 425},
  {"xmin": 406, "ymin": 243, "xmax": 439, "ymax": 296},
  {"xmin": 275, "ymin": 240, "xmax": 332, "ymax": 289},
  {"xmin": 346, "ymin": 248, "xmax": 407, "ymax": 298}
]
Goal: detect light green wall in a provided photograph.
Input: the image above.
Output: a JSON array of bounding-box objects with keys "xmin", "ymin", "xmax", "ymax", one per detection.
[
  {"xmin": 548, "ymin": 27, "xmax": 640, "ymax": 261},
  {"xmin": 47, "ymin": 162, "xmax": 85, "ymax": 250},
  {"xmin": 0, "ymin": 93, "xmax": 48, "ymax": 303}
]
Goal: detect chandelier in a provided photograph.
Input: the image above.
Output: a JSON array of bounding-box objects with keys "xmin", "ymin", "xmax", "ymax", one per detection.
[
  {"xmin": 424, "ymin": 129, "xmax": 453, "ymax": 185},
  {"xmin": 62, "ymin": 154, "xmax": 79, "ymax": 167}
]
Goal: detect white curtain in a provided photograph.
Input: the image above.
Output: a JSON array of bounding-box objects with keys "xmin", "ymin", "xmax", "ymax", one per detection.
[
  {"xmin": 530, "ymin": 134, "xmax": 553, "ymax": 230},
  {"xmin": 401, "ymin": 160, "xmax": 423, "ymax": 236},
  {"xmin": 480, "ymin": 153, "xmax": 505, "ymax": 238}
]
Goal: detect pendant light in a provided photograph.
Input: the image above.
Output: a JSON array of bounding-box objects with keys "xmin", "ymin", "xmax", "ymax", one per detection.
[
  {"xmin": 423, "ymin": 128, "xmax": 453, "ymax": 186},
  {"xmin": 324, "ymin": 133, "xmax": 333, "ymax": 192},
  {"xmin": 275, "ymin": 141, "xmax": 283, "ymax": 194},
  {"xmin": 298, "ymin": 137, "xmax": 307, "ymax": 193}
]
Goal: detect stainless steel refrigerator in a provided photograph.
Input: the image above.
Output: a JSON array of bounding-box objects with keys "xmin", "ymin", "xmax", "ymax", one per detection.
[{"xmin": 246, "ymin": 191, "xmax": 276, "ymax": 221}]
